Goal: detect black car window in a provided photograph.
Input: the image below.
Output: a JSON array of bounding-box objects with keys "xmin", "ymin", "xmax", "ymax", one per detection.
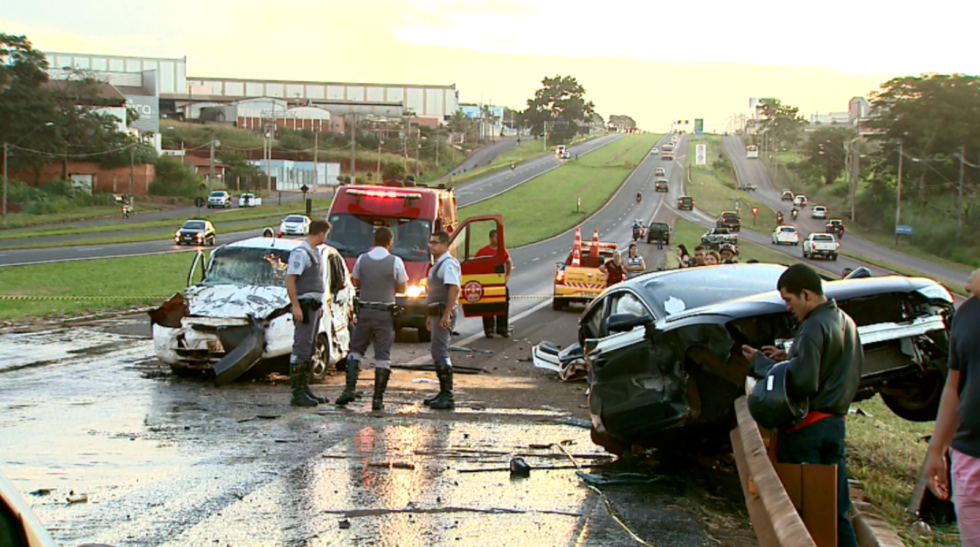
[{"xmin": 581, "ymin": 299, "xmax": 606, "ymax": 339}]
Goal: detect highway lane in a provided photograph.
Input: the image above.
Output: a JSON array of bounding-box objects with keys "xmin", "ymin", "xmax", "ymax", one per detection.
[
  {"xmin": 721, "ymin": 135, "xmax": 970, "ymax": 289},
  {"xmin": 0, "ymin": 134, "xmax": 623, "ymax": 267},
  {"xmin": 436, "ymin": 137, "xmax": 518, "ymax": 179}
]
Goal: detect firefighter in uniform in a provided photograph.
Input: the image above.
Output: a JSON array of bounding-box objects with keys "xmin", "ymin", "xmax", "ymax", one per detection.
[
  {"xmin": 335, "ymin": 227, "xmax": 409, "ymax": 411},
  {"xmin": 285, "ymin": 219, "xmax": 331, "ymax": 407},
  {"xmin": 422, "ymin": 230, "xmax": 461, "ymax": 410}
]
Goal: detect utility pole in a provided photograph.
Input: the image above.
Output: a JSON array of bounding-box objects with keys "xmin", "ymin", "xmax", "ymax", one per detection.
[
  {"xmin": 2, "ymin": 142, "xmax": 8, "ymax": 227},
  {"xmin": 895, "ymin": 140, "xmax": 904, "ymax": 228},
  {"xmin": 377, "ymin": 133, "xmax": 383, "ymax": 180},
  {"xmin": 850, "ymin": 139, "xmax": 860, "ymax": 221},
  {"xmin": 312, "ymin": 130, "xmax": 319, "ymax": 189},
  {"xmin": 435, "ymin": 126, "xmax": 439, "ymax": 167},
  {"xmin": 415, "ymin": 128, "xmax": 421, "ymax": 179},
  {"xmin": 129, "ymin": 145, "xmax": 135, "ymax": 198},
  {"xmin": 208, "ymin": 132, "xmax": 215, "ymax": 192},
  {"xmin": 349, "ymin": 114, "xmax": 357, "ymax": 183},
  {"xmin": 265, "ymin": 127, "xmax": 272, "ymax": 192},
  {"xmin": 958, "ymin": 144, "xmax": 965, "ymax": 244}
]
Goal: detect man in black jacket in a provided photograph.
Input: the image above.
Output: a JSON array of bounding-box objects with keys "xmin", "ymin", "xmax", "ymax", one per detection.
[{"xmin": 742, "ymin": 263, "xmax": 863, "ymax": 547}]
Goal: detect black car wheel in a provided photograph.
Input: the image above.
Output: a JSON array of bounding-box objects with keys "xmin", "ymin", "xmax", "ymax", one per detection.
[
  {"xmin": 881, "ymin": 372, "xmax": 944, "ymax": 422},
  {"xmin": 311, "ymin": 334, "xmax": 331, "ymax": 383}
]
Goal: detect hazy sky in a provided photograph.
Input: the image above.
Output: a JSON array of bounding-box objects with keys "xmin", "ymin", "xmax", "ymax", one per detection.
[{"xmin": 4, "ymin": 0, "xmax": 976, "ymax": 131}]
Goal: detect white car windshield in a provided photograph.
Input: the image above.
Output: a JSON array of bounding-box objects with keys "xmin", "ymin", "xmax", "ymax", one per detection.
[
  {"xmin": 813, "ymin": 235, "xmax": 834, "ymax": 242},
  {"xmin": 203, "ymin": 247, "xmax": 292, "ymax": 287},
  {"xmin": 210, "ymin": 192, "xmax": 225, "ymax": 197},
  {"xmin": 284, "ymin": 216, "xmax": 307, "ymax": 223},
  {"xmin": 780, "ymin": 227, "xmax": 796, "ymax": 233}
]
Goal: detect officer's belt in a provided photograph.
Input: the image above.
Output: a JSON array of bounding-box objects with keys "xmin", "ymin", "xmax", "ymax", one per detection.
[{"xmin": 360, "ymin": 301, "xmax": 396, "ymax": 311}]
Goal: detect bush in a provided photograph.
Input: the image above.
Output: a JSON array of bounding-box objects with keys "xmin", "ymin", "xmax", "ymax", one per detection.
[
  {"xmin": 4, "ymin": 178, "xmax": 114, "ymax": 215},
  {"xmin": 149, "ymin": 156, "xmax": 205, "ymax": 198}
]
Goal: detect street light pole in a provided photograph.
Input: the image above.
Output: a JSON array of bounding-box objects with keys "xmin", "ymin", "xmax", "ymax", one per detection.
[
  {"xmin": 958, "ymin": 145, "xmax": 965, "ymax": 244},
  {"xmin": 895, "ymin": 140, "xmax": 904, "ymax": 228},
  {"xmin": 208, "ymin": 131, "xmax": 215, "ymax": 192}
]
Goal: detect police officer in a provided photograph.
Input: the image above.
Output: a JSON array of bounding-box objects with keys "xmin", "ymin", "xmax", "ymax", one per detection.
[
  {"xmin": 742, "ymin": 264, "xmax": 863, "ymax": 547},
  {"xmin": 285, "ymin": 219, "xmax": 331, "ymax": 407},
  {"xmin": 422, "ymin": 230, "xmax": 461, "ymax": 410},
  {"xmin": 335, "ymin": 227, "xmax": 408, "ymax": 411}
]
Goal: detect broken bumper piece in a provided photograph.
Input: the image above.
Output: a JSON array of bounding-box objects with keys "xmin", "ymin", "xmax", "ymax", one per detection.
[{"xmin": 531, "ymin": 342, "xmax": 587, "ymax": 382}]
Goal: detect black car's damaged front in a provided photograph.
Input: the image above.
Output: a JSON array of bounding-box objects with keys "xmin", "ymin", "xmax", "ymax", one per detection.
[{"xmin": 581, "ymin": 264, "xmax": 956, "ymax": 455}]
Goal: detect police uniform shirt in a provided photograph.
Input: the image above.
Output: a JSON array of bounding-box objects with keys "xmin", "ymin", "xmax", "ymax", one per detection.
[
  {"xmin": 432, "ymin": 252, "xmax": 461, "ymax": 288},
  {"xmin": 286, "ymin": 241, "xmax": 324, "ymax": 300},
  {"xmin": 351, "ymin": 247, "xmax": 410, "ymax": 285}
]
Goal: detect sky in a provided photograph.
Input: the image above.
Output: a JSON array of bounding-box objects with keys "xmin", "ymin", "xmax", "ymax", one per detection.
[{"xmin": 4, "ymin": 0, "xmax": 977, "ymax": 132}]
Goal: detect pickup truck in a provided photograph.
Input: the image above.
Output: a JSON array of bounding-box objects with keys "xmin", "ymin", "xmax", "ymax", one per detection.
[
  {"xmin": 208, "ymin": 191, "xmax": 232, "ymax": 208},
  {"xmin": 646, "ymin": 222, "xmax": 670, "ymax": 244},
  {"xmin": 238, "ymin": 193, "xmax": 262, "ymax": 207},
  {"xmin": 715, "ymin": 211, "xmax": 741, "ymax": 232},
  {"xmin": 654, "ymin": 179, "xmax": 669, "ymax": 192},
  {"xmin": 802, "ymin": 233, "xmax": 840, "ymax": 260},
  {"xmin": 700, "ymin": 227, "xmax": 738, "ymax": 249},
  {"xmin": 553, "ymin": 240, "xmax": 616, "ymax": 311}
]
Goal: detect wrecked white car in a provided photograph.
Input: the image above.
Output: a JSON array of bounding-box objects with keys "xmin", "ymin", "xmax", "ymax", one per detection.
[{"xmin": 149, "ymin": 236, "xmax": 354, "ymax": 385}]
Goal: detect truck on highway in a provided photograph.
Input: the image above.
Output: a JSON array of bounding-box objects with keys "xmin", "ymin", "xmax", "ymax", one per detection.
[
  {"xmin": 553, "ymin": 232, "xmax": 616, "ymax": 311},
  {"xmin": 802, "ymin": 232, "xmax": 840, "ymax": 260},
  {"xmin": 700, "ymin": 227, "xmax": 738, "ymax": 249},
  {"xmin": 207, "ymin": 191, "xmax": 232, "ymax": 208},
  {"xmin": 746, "ymin": 145, "xmax": 759, "ymax": 159}
]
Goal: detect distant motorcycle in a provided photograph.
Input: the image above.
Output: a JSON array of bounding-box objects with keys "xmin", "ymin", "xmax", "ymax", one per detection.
[
  {"xmin": 776, "ymin": 213, "xmax": 784, "ymax": 224},
  {"xmin": 510, "ymin": 163, "xmax": 516, "ymax": 171},
  {"xmin": 636, "ymin": 193, "xmax": 642, "ymax": 204},
  {"xmin": 791, "ymin": 209, "xmax": 799, "ymax": 220},
  {"xmin": 122, "ymin": 205, "xmax": 132, "ymax": 219}
]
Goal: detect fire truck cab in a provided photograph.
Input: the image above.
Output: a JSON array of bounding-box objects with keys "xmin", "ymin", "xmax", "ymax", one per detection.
[{"xmin": 326, "ymin": 184, "xmax": 507, "ymax": 342}]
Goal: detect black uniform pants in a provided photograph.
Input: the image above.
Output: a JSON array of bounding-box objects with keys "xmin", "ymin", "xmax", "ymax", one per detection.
[
  {"xmin": 482, "ymin": 286, "xmax": 510, "ymax": 336},
  {"xmin": 776, "ymin": 416, "xmax": 858, "ymax": 547}
]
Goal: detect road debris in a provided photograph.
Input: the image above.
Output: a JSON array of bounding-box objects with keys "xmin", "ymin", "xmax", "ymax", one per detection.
[
  {"xmin": 575, "ymin": 472, "xmax": 665, "ymax": 487},
  {"xmin": 66, "ymin": 492, "xmax": 88, "ymax": 504},
  {"xmin": 508, "ymin": 457, "xmax": 531, "ymax": 478}
]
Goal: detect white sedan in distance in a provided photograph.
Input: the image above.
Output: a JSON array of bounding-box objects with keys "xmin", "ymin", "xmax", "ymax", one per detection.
[
  {"xmin": 279, "ymin": 215, "xmax": 311, "ymax": 237},
  {"xmin": 811, "ymin": 205, "xmax": 828, "ymax": 219},
  {"xmin": 771, "ymin": 225, "xmax": 800, "ymax": 246}
]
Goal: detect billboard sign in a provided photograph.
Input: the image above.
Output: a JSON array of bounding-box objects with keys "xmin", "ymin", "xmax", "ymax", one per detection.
[
  {"xmin": 694, "ymin": 118, "xmax": 704, "ymax": 135},
  {"xmin": 125, "ymin": 95, "xmax": 160, "ymax": 133},
  {"xmin": 696, "ymin": 144, "xmax": 707, "ymax": 165}
]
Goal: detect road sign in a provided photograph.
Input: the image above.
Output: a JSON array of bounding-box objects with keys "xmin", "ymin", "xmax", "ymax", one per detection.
[
  {"xmin": 694, "ymin": 119, "xmax": 704, "ymax": 134},
  {"xmin": 696, "ymin": 144, "xmax": 707, "ymax": 166},
  {"xmin": 895, "ymin": 225, "xmax": 913, "ymax": 235},
  {"xmin": 194, "ymin": 197, "xmax": 205, "ymax": 208},
  {"xmin": 751, "ymin": 207, "xmax": 759, "ymax": 216}
]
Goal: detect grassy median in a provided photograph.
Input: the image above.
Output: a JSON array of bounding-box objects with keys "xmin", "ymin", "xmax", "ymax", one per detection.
[
  {"xmin": 459, "ymin": 133, "xmax": 661, "ymax": 247},
  {"xmin": 0, "ymin": 252, "xmax": 194, "ymax": 323},
  {"xmin": 447, "ymin": 133, "xmax": 605, "ymax": 187}
]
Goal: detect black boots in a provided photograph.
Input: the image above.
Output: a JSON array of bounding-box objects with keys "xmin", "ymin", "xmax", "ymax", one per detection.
[
  {"xmin": 335, "ymin": 359, "xmax": 360, "ymax": 406},
  {"xmin": 290, "ymin": 361, "xmax": 318, "ymax": 407},
  {"xmin": 372, "ymin": 368, "xmax": 391, "ymax": 411},
  {"xmin": 426, "ymin": 365, "xmax": 455, "ymax": 410}
]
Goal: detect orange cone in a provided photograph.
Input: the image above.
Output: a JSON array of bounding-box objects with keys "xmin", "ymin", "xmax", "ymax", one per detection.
[
  {"xmin": 592, "ymin": 229, "xmax": 600, "ymax": 244},
  {"xmin": 571, "ymin": 226, "xmax": 582, "ymax": 266}
]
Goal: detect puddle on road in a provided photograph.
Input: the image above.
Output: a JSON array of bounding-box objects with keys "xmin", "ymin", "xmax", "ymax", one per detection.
[{"xmin": 0, "ymin": 327, "xmax": 144, "ymax": 373}]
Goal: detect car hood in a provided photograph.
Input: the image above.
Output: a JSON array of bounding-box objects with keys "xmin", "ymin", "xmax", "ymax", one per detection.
[{"xmin": 184, "ymin": 284, "xmax": 290, "ymax": 319}]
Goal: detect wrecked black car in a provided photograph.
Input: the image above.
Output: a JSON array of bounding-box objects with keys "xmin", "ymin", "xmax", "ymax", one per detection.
[{"xmin": 581, "ymin": 264, "xmax": 955, "ymax": 455}]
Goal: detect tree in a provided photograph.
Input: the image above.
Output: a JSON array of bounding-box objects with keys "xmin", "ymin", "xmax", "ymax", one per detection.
[
  {"xmin": 757, "ymin": 98, "xmax": 807, "ymax": 149},
  {"xmin": 383, "ymin": 162, "xmax": 406, "ymax": 182},
  {"xmin": 221, "ymin": 152, "xmax": 264, "ymax": 191},
  {"xmin": 797, "ymin": 127, "xmax": 858, "ymax": 186},
  {"xmin": 865, "ymin": 74, "xmax": 980, "ymax": 205},
  {"xmin": 447, "ymin": 110, "xmax": 470, "ymax": 144},
  {"xmin": 0, "ymin": 34, "xmax": 60, "ymax": 181},
  {"xmin": 608, "ymin": 115, "xmax": 636, "ymax": 131},
  {"xmin": 522, "ymin": 75, "xmax": 597, "ymax": 144}
]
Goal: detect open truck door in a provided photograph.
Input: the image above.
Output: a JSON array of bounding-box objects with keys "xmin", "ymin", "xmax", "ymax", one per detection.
[{"xmin": 447, "ymin": 215, "xmax": 507, "ymax": 318}]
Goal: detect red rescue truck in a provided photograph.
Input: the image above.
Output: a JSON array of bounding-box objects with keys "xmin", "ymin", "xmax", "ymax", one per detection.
[{"xmin": 326, "ymin": 183, "xmax": 507, "ymax": 342}]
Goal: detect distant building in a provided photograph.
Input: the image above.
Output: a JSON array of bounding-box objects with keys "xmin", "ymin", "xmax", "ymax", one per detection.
[
  {"xmin": 806, "ymin": 96, "xmax": 876, "ymax": 133},
  {"xmin": 248, "ymin": 159, "xmax": 342, "ymax": 191}
]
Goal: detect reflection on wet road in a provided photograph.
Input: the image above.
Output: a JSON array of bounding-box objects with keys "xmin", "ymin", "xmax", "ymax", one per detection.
[{"xmin": 0, "ymin": 317, "xmax": 739, "ymax": 547}]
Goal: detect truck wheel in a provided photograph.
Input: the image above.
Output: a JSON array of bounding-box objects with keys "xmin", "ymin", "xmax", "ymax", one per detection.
[
  {"xmin": 417, "ymin": 327, "xmax": 431, "ymax": 343},
  {"xmin": 832, "ymin": 253, "xmax": 838, "ymax": 261},
  {"xmin": 881, "ymin": 372, "xmax": 944, "ymax": 422},
  {"xmin": 553, "ymin": 297, "xmax": 567, "ymax": 311}
]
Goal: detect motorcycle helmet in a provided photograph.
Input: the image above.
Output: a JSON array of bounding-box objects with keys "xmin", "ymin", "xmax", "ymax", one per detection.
[
  {"xmin": 719, "ymin": 243, "xmax": 736, "ymax": 256},
  {"xmin": 748, "ymin": 361, "xmax": 808, "ymax": 431}
]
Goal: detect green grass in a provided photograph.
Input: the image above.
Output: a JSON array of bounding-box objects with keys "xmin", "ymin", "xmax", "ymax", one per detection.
[
  {"xmin": 0, "ymin": 197, "xmax": 333, "ymax": 242},
  {"xmin": 446, "ymin": 133, "xmax": 605, "ymax": 187},
  {"xmin": 687, "ymin": 136, "xmax": 780, "ymax": 234},
  {"xmin": 459, "ymin": 134, "xmax": 660, "ymax": 248},
  {"xmin": 0, "ymin": 252, "xmax": 195, "ymax": 322},
  {"xmin": 1, "ymin": 203, "xmax": 166, "ymax": 230},
  {"xmin": 846, "ymin": 396, "xmax": 960, "ymax": 547}
]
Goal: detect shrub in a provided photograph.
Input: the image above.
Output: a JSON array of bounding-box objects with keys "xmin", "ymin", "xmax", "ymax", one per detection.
[{"xmin": 149, "ymin": 156, "xmax": 204, "ymax": 198}]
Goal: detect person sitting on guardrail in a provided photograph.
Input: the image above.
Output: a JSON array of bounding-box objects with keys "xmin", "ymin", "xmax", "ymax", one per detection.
[
  {"xmin": 924, "ymin": 269, "xmax": 980, "ymax": 546},
  {"xmin": 741, "ymin": 264, "xmax": 862, "ymax": 547}
]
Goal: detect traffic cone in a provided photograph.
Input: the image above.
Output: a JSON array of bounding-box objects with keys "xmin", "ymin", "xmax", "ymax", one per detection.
[
  {"xmin": 588, "ymin": 228, "xmax": 601, "ymax": 258},
  {"xmin": 571, "ymin": 227, "xmax": 582, "ymax": 266},
  {"xmin": 592, "ymin": 229, "xmax": 600, "ymax": 244}
]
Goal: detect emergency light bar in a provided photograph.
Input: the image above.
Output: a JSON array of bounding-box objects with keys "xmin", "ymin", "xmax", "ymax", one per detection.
[
  {"xmin": 580, "ymin": 242, "xmax": 618, "ymax": 248},
  {"xmin": 345, "ymin": 189, "xmax": 423, "ymax": 200}
]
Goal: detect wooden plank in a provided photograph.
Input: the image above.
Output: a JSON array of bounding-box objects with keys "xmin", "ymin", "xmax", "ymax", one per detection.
[
  {"xmin": 734, "ymin": 396, "xmax": 818, "ymax": 547},
  {"xmin": 803, "ymin": 464, "xmax": 838, "ymax": 547},
  {"xmin": 775, "ymin": 463, "xmax": 803, "ymax": 510},
  {"xmin": 732, "ymin": 427, "xmax": 780, "ymax": 547}
]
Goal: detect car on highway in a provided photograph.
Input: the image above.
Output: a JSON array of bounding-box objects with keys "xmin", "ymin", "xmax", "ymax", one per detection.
[
  {"xmin": 238, "ymin": 193, "xmax": 261, "ymax": 207},
  {"xmin": 576, "ymin": 263, "xmax": 955, "ymax": 454},
  {"xmin": 770, "ymin": 225, "xmax": 800, "ymax": 246},
  {"xmin": 794, "ymin": 194, "xmax": 808, "ymax": 208},
  {"xmin": 826, "ymin": 219, "xmax": 845, "ymax": 238},
  {"xmin": 207, "ymin": 191, "xmax": 232, "ymax": 208},
  {"xmin": 781, "ymin": 190, "xmax": 794, "ymax": 202},
  {"xmin": 174, "ymin": 219, "xmax": 216, "ymax": 246},
  {"xmin": 677, "ymin": 196, "xmax": 694, "ymax": 211},
  {"xmin": 802, "ymin": 232, "xmax": 840, "ymax": 260},
  {"xmin": 739, "ymin": 183, "xmax": 758, "ymax": 191},
  {"xmin": 716, "ymin": 211, "xmax": 741, "ymax": 232},
  {"xmin": 811, "ymin": 205, "xmax": 828, "ymax": 219},
  {"xmin": 654, "ymin": 167, "xmax": 666, "ymax": 177},
  {"xmin": 654, "ymin": 178, "xmax": 669, "ymax": 192},
  {"xmin": 278, "ymin": 215, "xmax": 311, "ymax": 237},
  {"xmin": 646, "ymin": 222, "xmax": 670, "ymax": 245},
  {"xmin": 700, "ymin": 227, "xmax": 738, "ymax": 249},
  {"xmin": 149, "ymin": 237, "xmax": 355, "ymax": 385},
  {"xmin": 651, "ymin": 148, "xmax": 659, "ymax": 155}
]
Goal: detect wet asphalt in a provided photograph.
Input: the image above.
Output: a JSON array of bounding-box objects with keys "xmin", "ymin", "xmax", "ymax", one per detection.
[{"xmin": 0, "ymin": 306, "xmax": 751, "ymax": 547}]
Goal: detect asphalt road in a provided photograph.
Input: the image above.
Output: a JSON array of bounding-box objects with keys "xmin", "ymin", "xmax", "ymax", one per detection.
[
  {"xmin": 436, "ymin": 137, "xmax": 519, "ymax": 179},
  {"xmin": 720, "ymin": 136, "xmax": 970, "ymax": 289},
  {"xmin": 0, "ymin": 134, "xmax": 622, "ymax": 267}
]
